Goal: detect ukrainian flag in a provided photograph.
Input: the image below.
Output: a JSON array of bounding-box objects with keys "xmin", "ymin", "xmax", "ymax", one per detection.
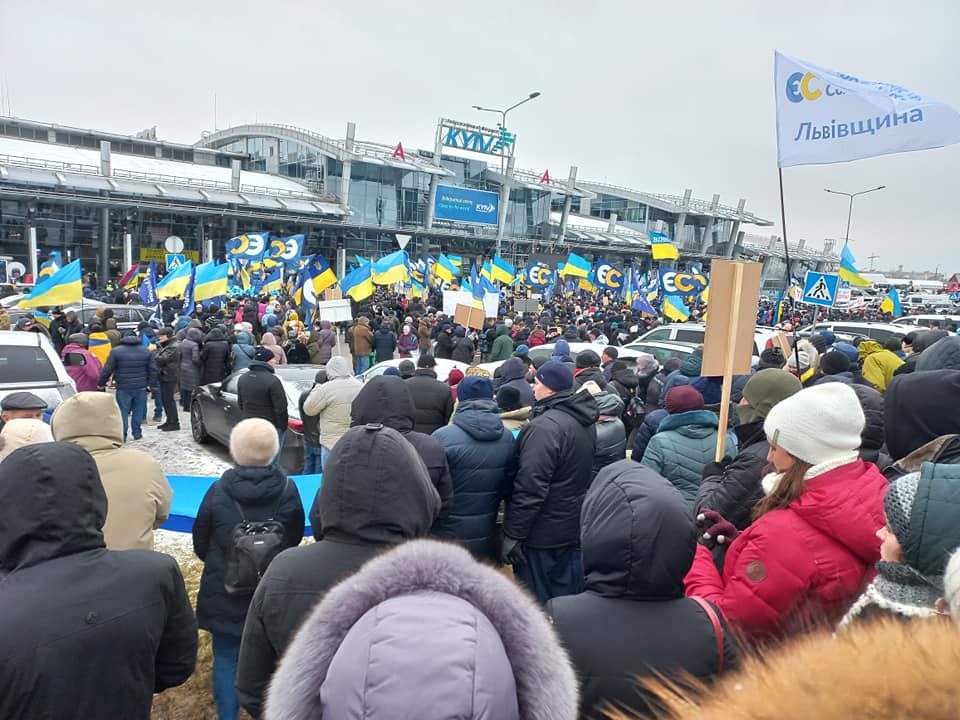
[
  {"xmin": 310, "ymin": 255, "xmax": 338, "ymax": 295},
  {"xmin": 560, "ymin": 252, "xmax": 591, "ymax": 278},
  {"xmin": 470, "ymin": 264, "xmax": 484, "ymax": 309},
  {"xmin": 447, "ymin": 254, "xmax": 463, "ymax": 274},
  {"xmin": 433, "ymin": 254, "xmax": 457, "ymax": 284},
  {"xmin": 491, "ymin": 255, "xmax": 516, "ymax": 285},
  {"xmin": 880, "ymin": 287, "xmax": 903, "ymax": 317},
  {"xmin": 19, "ymin": 259, "xmax": 83, "ymax": 308},
  {"xmin": 193, "ymin": 261, "xmax": 230, "ymax": 302},
  {"xmin": 480, "ymin": 261, "xmax": 494, "ymax": 283},
  {"xmin": 650, "ymin": 232, "xmax": 679, "ymax": 261},
  {"xmin": 32, "ymin": 310, "xmax": 52, "ymax": 328},
  {"xmin": 839, "ymin": 245, "xmax": 871, "ymax": 287},
  {"xmin": 341, "ymin": 264, "xmax": 375, "ymax": 301},
  {"xmin": 156, "ymin": 260, "xmax": 194, "ymax": 299},
  {"xmin": 88, "ymin": 332, "xmax": 112, "ymax": 366},
  {"xmin": 261, "ymin": 268, "xmax": 282, "ymax": 296},
  {"xmin": 662, "ymin": 294, "xmax": 690, "ymax": 322},
  {"xmin": 371, "ymin": 251, "xmax": 409, "ymax": 286},
  {"xmin": 578, "ymin": 274, "xmax": 598, "ymax": 293}
]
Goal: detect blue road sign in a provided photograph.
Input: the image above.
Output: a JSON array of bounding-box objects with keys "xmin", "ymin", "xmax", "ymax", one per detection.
[
  {"xmin": 166, "ymin": 253, "xmax": 186, "ymax": 270},
  {"xmin": 802, "ymin": 271, "xmax": 839, "ymax": 307}
]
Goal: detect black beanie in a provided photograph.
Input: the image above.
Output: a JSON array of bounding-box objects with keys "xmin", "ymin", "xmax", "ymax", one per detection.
[
  {"xmin": 821, "ymin": 350, "xmax": 851, "ymax": 375},
  {"xmin": 758, "ymin": 347, "xmax": 786, "ymax": 370}
]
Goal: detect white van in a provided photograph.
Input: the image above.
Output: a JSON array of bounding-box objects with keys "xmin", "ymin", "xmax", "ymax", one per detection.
[{"xmin": 904, "ymin": 294, "xmax": 954, "ymax": 309}]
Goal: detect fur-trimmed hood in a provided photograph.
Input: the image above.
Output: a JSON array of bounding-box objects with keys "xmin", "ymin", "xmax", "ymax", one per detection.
[{"xmin": 265, "ymin": 540, "xmax": 579, "ymax": 720}]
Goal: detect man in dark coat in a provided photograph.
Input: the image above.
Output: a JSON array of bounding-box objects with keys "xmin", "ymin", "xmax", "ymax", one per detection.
[
  {"xmin": 885, "ymin": 370, "xmax": 960, "ymax": 464},
  {"xmin": 193, "ymin": 419, "xmax": 304, "ymax": 720},
  {"xmin": 238, "ymin": 348, "xmax": 289, "ymax": 460},
  {"xmin": 495, "ymin": 356, "xmax": 536, "ymax": 407},
  {"xmin": 434, "ymin": 324, "xmax": 455, "ymax": 359},
  {"xmin": 503, "ymin": 360, "xmax": 598, "ymax": 604},
  {"xmin": 236, "ymin": 424, "xmax": 440, "ymax": 718},
  {"xmin": 0, "ymin": 442, "xmax": 197, "ymax": 719},
  {"xmin": 431, "ymin": 376, "xmax": 515, "ymax": 562},
  {"xmin": 351, "ymin": 375, "xmax": 453, "ymax": 520},
  {"xmin": 549, "ymin": 460, "xmax": 736, "ymax": 718},
  {"xmin": 372, "ymin": 321, "xmax": 397, "ymax": 364},
  {"xmin": 573, "ymin": 349, "xmax": 608, "ymax": 390},
  {"xmin": 155, "ymin": 326, "xmax": 181, "ymax": 431},
  {"xmin": 405, "ymin": 353, "xmax": 455, "ymax": 434},
  {"xmin": 178, "ymin": 326, "xmax": 203, "ymax": 410},
  {"xmin": 98, "ymin": 330, "xmax": 158, "ymax": 442},
  {"xmin": 451, "ymin": 326, "xmax": 476, "ymax": 364},
  {"xmin": 200, "ymin": 326, "xmax": 232, "ymax": 384}
]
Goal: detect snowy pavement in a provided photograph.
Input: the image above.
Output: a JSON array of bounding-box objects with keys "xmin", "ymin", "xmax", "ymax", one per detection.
[{"xmin": 135, "ymin": 405, "xmax": 232, "ymax": 478}]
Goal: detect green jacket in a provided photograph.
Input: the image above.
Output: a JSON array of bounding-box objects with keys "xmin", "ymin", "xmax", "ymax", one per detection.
[
  {"xmin": 641, "ymin": 409, "xmax": 738, "ymax": 506},
  {"xmin": 489, "ymin": 326, "xmax": 514, "ymax": 362},
  {"xmin": 907, "ymin": 462, "xmax": 960, "ymax": 577}
]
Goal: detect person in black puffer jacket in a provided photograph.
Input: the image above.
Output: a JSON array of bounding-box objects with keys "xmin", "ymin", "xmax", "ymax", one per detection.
[
  {"xmin": 450, "ymin": 326, "xmax": 476, "ymax": 364},
  {"xmin": 695, "ymin": 369, "xmax": 802, "ymax": 570},
  {"xmin": 573, "ymin": 349, "xmax": 608, "ymax": 390},
  {"xmin": 350, "ymin": 375, "xmax": 453, "ymax": 521},
  {"xmin": 97, "ymin": 331, "xmax": 158, "ymax": 442},
  {"xmin": 193, "ymin": 419, "xmax": 304, "ymax": 720},
  {"xmin": 431, "ymin": 377, "xmax": 515, "ymax": 562},
  {"xmin": 608, "ymin": 360, "xmax": 640, "ymax": 405},
  {"xmin": 503, "ymin": 360, "xmax": 598, "ymax": 604},
  {"xmin": 200, "ymin": 327, "xmax": 232, "ymax": 384},
  {"xmin": 372, "ymin": 322, "xmax": 397, "ymax": 364},
  {"xmin": 0, "ymin": 442, "xmax": 198, "ymax": 720},
  {"xmin": 582, "ymin": 383, "xmax": 626, "ymax": 479},
  {"xmin": 851, "ymin": 384, "xmax": 890, "ymax": 468},
  {"xmin": 549, "ymin": 461, "xmax": 736, "ymax": 719},
  {"xmin": 405, "ymin": 354, "xmax": 455, "ymax": 434},
  {"xmin": 435, "ymin": 324, "xmax": 455, "ymax": 360}
]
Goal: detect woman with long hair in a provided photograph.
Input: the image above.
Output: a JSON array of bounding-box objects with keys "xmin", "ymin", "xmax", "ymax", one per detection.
[{"xmin": 684, "ymin": 383, "xmax": 888, "ymax": 643}]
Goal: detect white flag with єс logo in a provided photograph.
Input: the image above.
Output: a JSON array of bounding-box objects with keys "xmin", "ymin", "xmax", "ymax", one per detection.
[{"xmin": 775, "ymin": 51, "xmax": 960, "ymax": 168}]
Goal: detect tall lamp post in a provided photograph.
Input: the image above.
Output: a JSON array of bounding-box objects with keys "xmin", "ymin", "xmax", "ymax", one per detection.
[
  {"xmin": 472, "ymin": 91, "xmax": 541, "ymax": 174},
  {"xmin": 824, "ymin": 185, "xmax": 886, "ymax": 247}
]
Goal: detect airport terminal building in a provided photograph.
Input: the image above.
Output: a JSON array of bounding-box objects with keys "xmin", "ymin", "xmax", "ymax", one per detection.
[{"xmin": 0, "ymin": 115, "xmax": 838, "ymax": 288}]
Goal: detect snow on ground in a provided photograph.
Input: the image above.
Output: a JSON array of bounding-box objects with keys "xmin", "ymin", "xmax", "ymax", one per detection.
[{"xmin": 136, "ymin": 405, "xmax": 232, "ymax": 477}]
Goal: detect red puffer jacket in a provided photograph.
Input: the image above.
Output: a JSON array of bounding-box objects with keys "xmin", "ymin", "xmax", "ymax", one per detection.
[{"xmin": 684, "ymin": 459, "xmax": 887, "ymax": 642}]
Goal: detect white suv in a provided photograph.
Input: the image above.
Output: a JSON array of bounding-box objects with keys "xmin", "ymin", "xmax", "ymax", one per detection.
[{"xmin": 0, "ymin": 331, "xmax": 76, "ymax": 411}]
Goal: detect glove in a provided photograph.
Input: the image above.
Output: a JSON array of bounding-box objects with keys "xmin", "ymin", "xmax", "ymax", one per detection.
[
  {"xmin": 702, "ymin": 456, "xmax": 733, "ymax": 478},
  {"xmin": 696, "ymin": 510, "xmax": 740, "ymax": 548},
  {"xmin": 501, "ymin": 537, "xmax": 527, "ymax": 567}
]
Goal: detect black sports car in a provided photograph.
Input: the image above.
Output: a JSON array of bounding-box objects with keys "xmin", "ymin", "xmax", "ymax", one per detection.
[{"xmin": 190, "ymin": 364, "xmax": 320, "ymax": 474}]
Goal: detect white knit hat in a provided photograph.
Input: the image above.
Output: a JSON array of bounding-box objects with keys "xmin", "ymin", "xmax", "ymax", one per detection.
[
  {"xmin": 229, "ymin": 418, "xmax": 280, "ymax": 467},
  {"xmin": 763, "ymin": 383, "xmax": 865, "ymax": 466}
]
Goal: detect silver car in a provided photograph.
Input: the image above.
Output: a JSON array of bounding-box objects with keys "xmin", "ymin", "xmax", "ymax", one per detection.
[{"xmin": 0, "ymin": 330, "xmax": 76, "ymax": 411}]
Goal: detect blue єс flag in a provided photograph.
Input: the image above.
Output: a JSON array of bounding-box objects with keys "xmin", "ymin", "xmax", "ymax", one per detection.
[{"xmin": 138, "ymin": 260, "xmax": 159, "ymax": 307}]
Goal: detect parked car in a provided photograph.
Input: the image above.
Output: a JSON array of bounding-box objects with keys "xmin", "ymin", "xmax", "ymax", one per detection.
[
  {"xmin": 798, "ymin": 321, "xmax": 907, "ymax": 345},
  {"xmin": 0, "ymin": 330, "xmax": 76, "ymax": 412},
  {"xmin": 621, "ymin": 340, "xmax": 700, "ymax": 366},
  {"xmin": 634, "ymin": 323, "xmax": 777, "ymax": 362},
  {"xmin": 66, "ymin": 303, "xmax": 153, "ymax": 331},
  {"xmin": 475, "ymin": 342, "xmax": 643, "ymax": 377},
  {"xmin": 190, "ymin": 364, "xmax": 319, "ymax": 475},
  {"xmin": 359, "ymin": 357, "xmax": 469, "ymax": 383},
  {"xmin": 892, "ymin": 314, "xmax": 960, "ymax": 328}
]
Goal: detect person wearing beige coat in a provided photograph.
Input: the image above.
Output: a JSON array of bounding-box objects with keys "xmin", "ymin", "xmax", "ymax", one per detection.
[
  {"xmin": 51, "ymin": 391, "xmax": 172, "ymax": 550},
  {"xmin": 302, "ymin": 356, "xmax": 362, "ymax": 465}
]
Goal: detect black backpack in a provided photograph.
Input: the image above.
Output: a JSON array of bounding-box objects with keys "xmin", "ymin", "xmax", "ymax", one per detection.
[{"xmin": 223, "ymin": 482, "xmax": 292, "ymax": 597}]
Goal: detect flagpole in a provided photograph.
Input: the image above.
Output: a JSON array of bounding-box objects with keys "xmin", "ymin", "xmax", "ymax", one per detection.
[{"xmin": 778, "ymin": 167, "xmax": 803, "ymax": 374}]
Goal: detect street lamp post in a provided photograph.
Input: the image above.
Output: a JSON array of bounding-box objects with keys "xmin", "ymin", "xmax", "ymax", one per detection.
[
  {"xmin": 823, "ymin": 185, "xmax": 886, "ymax": 246},
  {"xmin": 472, "ymin": 91, "xmax": 541, "ymax": 175}
]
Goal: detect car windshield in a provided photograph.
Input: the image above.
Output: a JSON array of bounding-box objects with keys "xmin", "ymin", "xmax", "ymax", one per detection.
[
  {"xmin": 0, "ymin": 345, "xmax": 58, "ymax": 383},
  {"xmin": 277, "ymin": 367, "xmax": 320, "ymax": 396}
]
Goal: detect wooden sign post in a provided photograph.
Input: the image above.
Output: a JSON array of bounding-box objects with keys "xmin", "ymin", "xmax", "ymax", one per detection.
[{"xmin": 700, "ymin": 260, "xmax": 764, "ymax": 462}]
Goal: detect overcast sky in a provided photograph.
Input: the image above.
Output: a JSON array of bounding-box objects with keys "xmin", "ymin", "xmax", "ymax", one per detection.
[{"xmin": 2, "ymin": 0, "xmax": 957, "ymax": 273}]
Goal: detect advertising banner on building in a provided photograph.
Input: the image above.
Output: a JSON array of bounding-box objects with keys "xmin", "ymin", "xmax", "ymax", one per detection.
[{"xmin": 434, "ymin": 185, "xmax": 500, "ymax": 226}]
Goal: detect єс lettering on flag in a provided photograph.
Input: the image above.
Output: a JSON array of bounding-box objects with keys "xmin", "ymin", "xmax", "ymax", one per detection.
[{"xmin": 775, "ymin": 51, "xmax": 960, "ymax": 168}]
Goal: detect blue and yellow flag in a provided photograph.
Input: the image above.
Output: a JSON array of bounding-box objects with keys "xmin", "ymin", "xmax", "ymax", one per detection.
[
  {"xmin": 560, "ymin": 252, "xmax": 591, "ymax": 278},
  {"xmin": 491, "ymin": 255, "xmax": 516, "ymax": 285},
  {"xmin": 839, "ymin": 245, "xmax": 871, "ymax": 288},
  {"xmin": 193, "ymin": 261, "xmax": 229, "ymax": 302},
  {"xmin": 650, "ymin": 231, "xmax": 679, "ymax": 261},
  {"xmin": 156, "ymin": 260, "xmax": 194, "ymax": 299},
  {"xmin": 39, "ymin": 251, "xmax": 63, "ymax": 280},
  {"xmin": 880, "ymin": 287, "xmax": 903, "ymax": 317},
  {"xmin": 662, "ymin": 294, "xmax": 690, "ymax": 322},
  {"xmin": 261, "ymin": 268, "xmax": 282, "ymax": 296},
  {"xmin": 309, "ymin": 255, "xmax": 338, "ymax": 295},
  {"xmin": 341, "ymin": 264, "xmax": 375, "ymax": 302},
  {"xmin": 433, "ymin": 254, "xmax": 457, "ymax": 284},
  {"xmin": 371, "ymin": 251, "xmax": 409, "ymax": 286},
  {"xmin": 470, "ymin": 263, "xmax": 484, "ymax": 309},
  {"xmin": 19, "ymin": 259, "xmax": 83, "ymax": 308}
]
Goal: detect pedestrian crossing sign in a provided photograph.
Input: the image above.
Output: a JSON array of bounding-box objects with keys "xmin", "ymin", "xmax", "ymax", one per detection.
[{"xmin": 802, "ymin": 271, "xmax": 839, "ymax": 307}]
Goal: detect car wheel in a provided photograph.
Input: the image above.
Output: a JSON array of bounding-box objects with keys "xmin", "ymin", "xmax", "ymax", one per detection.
[{"xmin": 191, "ymin": 401, "xmax": 210, "ymax": 443}]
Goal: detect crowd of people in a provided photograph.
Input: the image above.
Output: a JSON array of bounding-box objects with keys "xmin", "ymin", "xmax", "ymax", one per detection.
[{"xmin": 3, "ymin": 284, "xmax": 960, "ymax": 719}]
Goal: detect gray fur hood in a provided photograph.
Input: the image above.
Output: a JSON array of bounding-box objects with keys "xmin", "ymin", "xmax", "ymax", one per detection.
[{"xmin": 265, "ymin": 540, "xmax": 579, "ymax": 720}]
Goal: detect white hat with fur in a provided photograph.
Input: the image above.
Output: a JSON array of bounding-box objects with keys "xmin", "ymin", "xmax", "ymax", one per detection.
[{"xmin": 229, "ymin": 418, "xmax": 280, "ymax": 467}]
